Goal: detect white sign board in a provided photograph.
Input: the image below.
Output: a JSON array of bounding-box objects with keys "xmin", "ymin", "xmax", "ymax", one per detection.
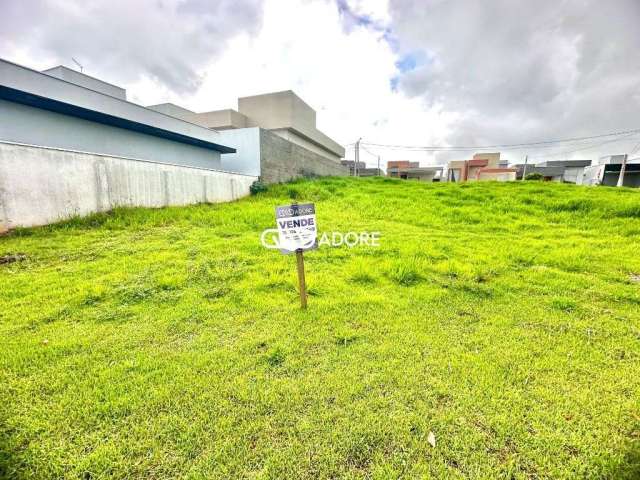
[{"xmin": 275, "ymin": 203, "xmax": 317, "ymax": 254}]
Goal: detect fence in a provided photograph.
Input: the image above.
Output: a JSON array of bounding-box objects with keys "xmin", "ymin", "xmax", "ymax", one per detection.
[{"xmin": 0, "ymin": 142, "xmax": 257, "ymax": 231}]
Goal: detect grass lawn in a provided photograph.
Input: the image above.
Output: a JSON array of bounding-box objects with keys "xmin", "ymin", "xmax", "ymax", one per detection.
[{"xmin": 1, "ymin": 177, "xmax": 640, "ymax": 479}]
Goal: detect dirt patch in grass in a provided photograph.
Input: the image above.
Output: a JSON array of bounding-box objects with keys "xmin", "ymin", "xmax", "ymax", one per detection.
[{"xmin": 0, "ymin": 253, "xmax": 27, "ymax": 265}]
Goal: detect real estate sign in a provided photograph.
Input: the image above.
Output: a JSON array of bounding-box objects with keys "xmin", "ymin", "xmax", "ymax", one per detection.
[{"xmin": 275, "ymin": 203, "xmax": 317, "ymax": 254}]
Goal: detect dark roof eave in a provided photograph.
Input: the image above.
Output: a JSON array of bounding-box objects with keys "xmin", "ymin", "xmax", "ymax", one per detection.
[{"xmin": 0, "ymin": 85, "xmax": 236, "ymax": 154}]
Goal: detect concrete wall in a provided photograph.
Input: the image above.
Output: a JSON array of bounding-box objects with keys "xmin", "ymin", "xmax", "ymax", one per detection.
[
  {"xmin": 146, "ymin": 103, "xmax": 198, "ymax": 122},
  {"xmin": 477, "ymin": 170, "xmax": 517, "ymax": 182},
  {"xmin": 240, "ymin": 90, "xmax": 316, "ymax": 133},
  {"xmin": 0, "ymin": 99, "xmax": 223, "ymax": 170},
  {"xmin": 270, "ymin": 128, "xmax": 342, "ymax": 162},
  {"xmin": 0, "ymin": 142, "xmax": 256, "ymax": 231},
  {"xmin": 563, "ymin": 167, "xmax": 585, "ymax": 184},
  {"xmin": 259, "ymin": 129, "xmax": 348, "ymax": 183},
  {"xmin": 218, "ymin": 128, "xmax": 261, "ymax": 176},
  {"xmin": 194, "ymin": 109, "xmax": 249, "ymax": 130},
  {"xmin": 601, "ymin": 171, "xmax": 640, "ymax": 187},
  {"xmin": 238, "ymin": 90, "xmax": 344, "ymax": 159},
  {"xmin": 42, "ymin": 66, "xmax": 127, "ymax": 100},
  {"xmin": 473, "ymin": 152, "xmax": 501, "ymax": 167},
  {"xmin": 581, "ymin": 165, "xmax": 605, "ymax": 186}
]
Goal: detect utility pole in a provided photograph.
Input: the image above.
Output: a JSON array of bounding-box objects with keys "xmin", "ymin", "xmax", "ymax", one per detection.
[
  {"xmin": 354, "ymin": 138, "xmax": 362, "ymax": 177},
  {"xmin": 522, "ymin": 155, "xmax": 528, "ymax": 180},
  {"xmin": 617, "ymin": 153, "xmax": 628, "ymax": 187},
  {"xmin": 377, "ymin": 155, "xmax": 381, "ymax": 176}
]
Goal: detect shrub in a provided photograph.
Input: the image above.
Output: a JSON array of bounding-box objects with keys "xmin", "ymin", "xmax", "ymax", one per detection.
[
  {"xmin": 525, "ymin": 172, "xmax": 544, "ymax": 181},
  {"xmin": 250, "ymin": 181, "xmax": 268, "ymax": 195},
  {"xmin": 287, "ymin": 187, "xmax": 301, "ymax": 200}
]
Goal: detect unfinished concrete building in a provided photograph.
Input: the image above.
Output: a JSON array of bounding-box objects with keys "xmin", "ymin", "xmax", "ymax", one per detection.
[{"xmin": 149, "ymin": 91, "xmax": 347, "ymax": 183}]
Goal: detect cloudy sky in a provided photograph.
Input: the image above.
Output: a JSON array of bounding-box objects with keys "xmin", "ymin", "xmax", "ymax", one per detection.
[{"xmin": 2, "ymin": 0, "xmax": 639, "ymax": 167}]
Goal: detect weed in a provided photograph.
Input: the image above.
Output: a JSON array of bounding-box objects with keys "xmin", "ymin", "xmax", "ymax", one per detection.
[{"xmin": 388, "ymin": 262, "xmax": 422, "ymax": 286}]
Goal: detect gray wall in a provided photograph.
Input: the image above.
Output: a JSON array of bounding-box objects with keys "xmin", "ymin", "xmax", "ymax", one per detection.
[
  {"xmin": 0, "ymin": 99, "xmax": 223, "ymax": 169},
  {"xmin": 218, "ymin": 128, "xmax": 261, "ymax": 176},
  {"xmin": 259, "ymin": 129, "xmax": 348, "ymax": 183},
  {"xmin": 601, "ymin": 171, "xmax": 640, "ymax": 187},
  {"xmin": 0, "ymin": 142, "xmax": 256, "ymax": 231},
  {"xmin": 563, "ymin": 166, "xmax": 585, "ymax": 184}
]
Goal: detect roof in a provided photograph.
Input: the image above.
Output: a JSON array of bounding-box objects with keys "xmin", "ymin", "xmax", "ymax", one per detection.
[
  {"xmin": 42, "ymin": 66, "xmax": 127, "ymax": 100},
  {"xmin": 513, "ymin": 164, "xmax": 565, "ymax": 176},
  {"xmin": 0, "ymin": 58, "xmax": 235, "ymax": 154},
  {"xmin": 538, "ymin": 160, "xmax": 592, "ymax": 168},
  {"xmin": 478, "ymin": 168, "xmax": 517, "ymax": 173},
  {"xmin": 405, "ymin": 166, "xmax": 443, "ymax": 174}
]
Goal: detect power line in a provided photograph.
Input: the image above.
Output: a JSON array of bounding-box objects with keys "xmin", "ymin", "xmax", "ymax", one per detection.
[
  {"xmin": 357, "ymin": 127, "xmax": 640, "ymax": 152},
  {"xmin": 629, "ymin": 140, "xmax": 640, "ymax": 156},
  {"xmin": 359, "ymin": 145, "xmax": 380, "ymax": 158},
  {"xmin": 528, "ymin": 132, "xmax": 640, "ymax": 159},
  {"xmin": 360, "ymin": 141, "xmax": 604, "ymax": 152}
]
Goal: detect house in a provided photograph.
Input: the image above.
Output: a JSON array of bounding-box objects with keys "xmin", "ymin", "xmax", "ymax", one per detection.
[
  {"xmin": 386, "ymin": 161, "xmax": 443, "ymax": 181},
  {"xmin": 539, "ymin": 160, "xmax": 592, "ymax": 183},
  {"xmin": 447, "ymin": 153, "xmax": 516, "ymax": 182},
  {"xmin": 148, "ymin": 90, "xmax": 347, "ymax": 183},
  {"xmin": 513, "ymin": 164, "xmax": 565, "ymax": 182},
  {"xmin": 514, "ymin": 160, "xmax": 592, "ymax": 183},
  {"xmin": 387, "ymin": 161, "xmax": 418, "ymax": 178},
  {"xmin": 581, "ymin": 155, "xmax": 640, "ymax": 187},
  {"xmin": 0, "ymin": 58, "xmax": 255, "ymax": 231},
  {"xmin": 340, "ymin": 160, "xmax": 382, "ymax": 176}
]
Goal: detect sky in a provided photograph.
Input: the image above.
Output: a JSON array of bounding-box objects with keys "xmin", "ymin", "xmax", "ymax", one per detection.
[{"xmin": 2, "ymin": 0, "xmax": 640, "ymax": 168}]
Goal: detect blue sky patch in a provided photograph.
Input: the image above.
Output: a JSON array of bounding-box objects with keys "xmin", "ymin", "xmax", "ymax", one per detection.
[{"xmin": 395, "ymin": 51, "xmax": 427, "ymax": 73}]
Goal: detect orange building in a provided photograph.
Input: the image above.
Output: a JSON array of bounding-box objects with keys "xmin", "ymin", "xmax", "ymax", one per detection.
[
  {"xmin": 387, "ymin": 160, "xmax": 419, "ymax": 178},
  {"xmin": 447, "ymin": 153, "xmax": 516, "ymax": 182}
]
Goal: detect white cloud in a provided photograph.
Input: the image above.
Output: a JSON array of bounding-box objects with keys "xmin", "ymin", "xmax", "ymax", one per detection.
[
  {"xmin": 3, "ymin": 0, "xmax": 639, "ymax": 167},
  {"xmin": 130, "ymin": 0, "xmax": 453, "ymax": 167},
  {"xmin": 389, "ymin": 0, "xmax": 640, "ymax": 163}
]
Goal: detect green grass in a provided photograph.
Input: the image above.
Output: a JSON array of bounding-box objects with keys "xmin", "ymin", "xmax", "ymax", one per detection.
[{"xmin": 1, "ymin": 177, "xmax": 640, "ymax": 479}]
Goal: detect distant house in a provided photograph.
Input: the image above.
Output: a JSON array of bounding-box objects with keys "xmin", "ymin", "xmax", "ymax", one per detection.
[
  {"xmin": 581, "ymin": 155, "xmax": 640, "ymax": 187},
  {"xmin": 447, "ymin": 153, "xmax": 516, "ymax": 182},
  {"xmin": 387, "ymin": 161, "xmax": 443, "ymax": 181},
  {"xmin": 341, "ymin": 160, "xmax": 382, "ymax": 176},
  {"xmin": 148, "ymin": 90, "xmax": 347, "ymax": 183},
  {"xmin": 540, "ymin": 160, "xmax": 592, "ymax": 183},
  {"xmin": 514, "ymin": 160, "xmax": 592, "ymax": 183},
  {"xmin": 387, "ymin": 160, "xmax": 418, "ymax": 178},
  {"xmin": 514, "ymin": 164, "xmax": 564, "ymax": 182}
]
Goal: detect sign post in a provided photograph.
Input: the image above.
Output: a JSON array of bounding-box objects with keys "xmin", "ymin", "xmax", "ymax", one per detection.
[
  {"xmin": 295, "ymin": 249, "xmax": 307, "ymax": 309},
  {"xmin": 275, "ymin": 203, "xmax": 317, "ymax": 309}
]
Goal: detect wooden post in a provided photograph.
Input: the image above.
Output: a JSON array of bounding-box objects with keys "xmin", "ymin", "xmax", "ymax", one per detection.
[{"xmin": 296, "ymin": 249, "xmax": 307, "ymax": 309}]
